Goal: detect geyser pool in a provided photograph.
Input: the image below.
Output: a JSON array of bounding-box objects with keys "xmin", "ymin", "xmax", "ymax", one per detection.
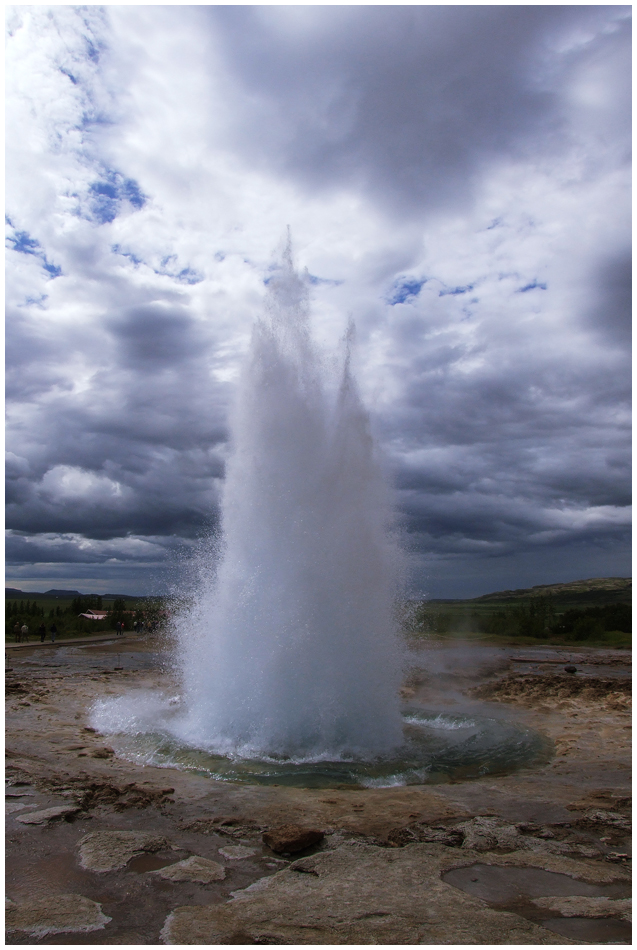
[{"xmin": 91, "ymin": 693, "xmax": 552, "ymax": 788}]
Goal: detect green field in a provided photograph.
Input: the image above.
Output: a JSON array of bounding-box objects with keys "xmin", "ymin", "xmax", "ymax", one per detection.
[{"xmin": 404, "ymin": 577, "xmax": 632, "ymax": 648}]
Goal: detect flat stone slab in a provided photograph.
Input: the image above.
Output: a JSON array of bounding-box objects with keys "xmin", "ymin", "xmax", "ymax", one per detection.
[
  {"xmin": 161, "ymin": 841, "xmax": 609, "ymax": 944},
  {"xmin": 218, "ymin": 845, "xmax": 257, "ymax": 861},
  {"xmin": 150, "ymin": 856, "xmax": 226, "ymax": 883},
  {"xmin": 15, "ymin": 805, "xmax": 80, "ymax": 824},
  {"xmin": 79, "ymin": 830, "xmax": 168, "ymax": 872},
  {"xmin": 6, "ymin": 893, "xmax": 111, "ymax": 937}
]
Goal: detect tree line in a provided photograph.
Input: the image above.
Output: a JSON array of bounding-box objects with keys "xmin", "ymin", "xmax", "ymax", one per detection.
[
  {"xmin": 409, "ymin": 599, "xmax": 631, "ymax": 641},
  {"xmin": 6, "ymin": 595, "xmax": 167, "ymax": 640}
]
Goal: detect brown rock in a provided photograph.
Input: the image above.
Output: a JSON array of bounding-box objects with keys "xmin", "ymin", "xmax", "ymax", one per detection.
[
  {"xmin": 6, "ymin": 894, "xmax": 111, "ymax": 937},
  {"xmin": 262, "ymin": 824, "xmax": 324, "ymax": 854}
]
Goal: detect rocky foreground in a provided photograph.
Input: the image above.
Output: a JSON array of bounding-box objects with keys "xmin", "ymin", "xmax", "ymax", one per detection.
[{"xmin": 5, "ymin": 640, "xmax": 632, "ymax": 944}]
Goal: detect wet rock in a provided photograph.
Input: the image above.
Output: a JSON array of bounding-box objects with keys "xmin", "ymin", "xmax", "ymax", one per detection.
[
  {"xmin": 564, "ymin": 666, "xmax": 577, "ymax": 674},
  {"xmin": 576, "ymin": 809, "xmax": 631, "ymax": 832},
  {"xmin": 184, "ymin": 816, "xmax": 263, "ymax": 839},
  {"xmin": 219, "ymin": 845, "xmax": 257, "ymax": 861},
  {"xmin": 387, "ymin": 824, "xmax": 464, "ymax": 848},
  {"xmin": 457, "ymin": 817, "xmax": 522, "ymax": 852},
  {"xmin": 150, "ymin": 856, "xmax": 226, "ymax": 883},
  {"xmin": 90, "ymin": 747, "xmax": 114, "ymax": 759},
  {"xmin": 262, "ymin": 824, "xmax": 324, "ymax": 854},
  {"xmin": 79, "ymin": 830, "xmax": 168, "ymax": 872},
  {"xmin": 68, "ymin": 779, "xmax": 174, "ymax": 811},
  {"xmin": 15, "ymin": 804, "xmax": 80, "ymax": 824},
  {"xmin": 161, "ymin": 842, "xmax": 574, "ymax": 944},
  {"xmin": 6, "ymin": 893, "xmax": 111, "ymax": 937},
  {"xmin": 531, "ymin": 896, "xmax": 631, "ymax": 920}
]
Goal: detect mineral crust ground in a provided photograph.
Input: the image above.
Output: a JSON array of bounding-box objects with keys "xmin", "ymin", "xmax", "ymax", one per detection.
[{"xmin": 5, "ymin": 636, "xmax": 631, "ymax": 944}]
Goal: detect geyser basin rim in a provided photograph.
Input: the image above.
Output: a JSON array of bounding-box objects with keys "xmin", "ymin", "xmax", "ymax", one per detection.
[{"xmin": 90, "ymin": 696, "xmax": 553, "ymax": 789}]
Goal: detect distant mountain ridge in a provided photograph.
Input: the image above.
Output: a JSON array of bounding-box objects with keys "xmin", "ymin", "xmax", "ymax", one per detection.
[
  {"xmin": 473, "ymin": 577, "xmax": 631, "ymax": 602},
  {"xmin": 5, "ymin": 588, "xmax": 142, "ymax": 600},
  {"xmin": 422, "ymin": 576, "xmax": 631, "ymax": 608}
]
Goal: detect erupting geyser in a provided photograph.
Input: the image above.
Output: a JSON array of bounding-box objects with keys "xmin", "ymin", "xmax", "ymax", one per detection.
[
  {"xmin": 174, "ymin": 243, "xmax": 404, "ymax": 760},
  {"xmin": 91, "ymin": 245, "xmax": 551, "ymax": 787}
]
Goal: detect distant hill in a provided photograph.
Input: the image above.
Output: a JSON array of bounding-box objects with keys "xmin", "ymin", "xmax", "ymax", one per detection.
[
  {"xmin": 474, "ymin": 577, "xmax": 631, "ymax": 604},
  {"xmin": 5, "ymin": 589, "xmax": 144, "ymax": 601},
  {"xmin": 44, "ymin": 589, "xmax": 82, "ymax": 597},
  {"xmin": 428, "ymin": 577, "xmax": 631, "ymax": 609}
]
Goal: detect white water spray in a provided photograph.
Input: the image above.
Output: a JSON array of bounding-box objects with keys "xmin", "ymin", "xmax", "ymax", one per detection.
[{"xmin": 173, "ymin": 244, "xmax": 403, "ymax": 759}]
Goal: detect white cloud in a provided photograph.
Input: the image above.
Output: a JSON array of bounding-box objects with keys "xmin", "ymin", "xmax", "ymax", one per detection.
[{"xmin": 5, "ymin": 6, "xmax": 630, "ymax": 596}]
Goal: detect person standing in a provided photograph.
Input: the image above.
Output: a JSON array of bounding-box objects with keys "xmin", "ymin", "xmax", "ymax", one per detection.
[
  {"xmin": 14, "ymin": 621, "xmax": 21, "ymax": 642},
  {"xmin": 116, "ymin": 620, "xmax": 122, "ymax": 636},
  {"xmin": 39, "ymin": 622, "xmax": 46, "ymax": 642},
  {"xmin": 50, "ymin": 623, "xmax": 57, "ymax": 643},
  {"xmin": 20, "ymin": 623, "xmax": 29, "ymax": 642}
]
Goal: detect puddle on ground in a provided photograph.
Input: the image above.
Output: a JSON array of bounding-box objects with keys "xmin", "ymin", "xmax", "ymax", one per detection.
[
  {"xmin": 6, "ymin": 851, "xmax": 93, "ymax": 901},
  {"xmin": 541, "ymin": 916, "xmax": 632, "ymax": 943},
  {"xmin": 442, "ymin": 864, "xmax": 630, "ymax": 902},
  {"xmin": 442, "ymin": 864, "xmax": 631, "ymax": 944},
  {"xmin": 127, "ymin": 853, "xmax": 178, "ymax": 873}
]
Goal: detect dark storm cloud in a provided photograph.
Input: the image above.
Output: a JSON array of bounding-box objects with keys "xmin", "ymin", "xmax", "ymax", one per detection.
[
  {"xmin": 5, "ymin": 5, "xmax": 631, "ymax": 596},
  {"xmin": 5, "ymin": 531, "xmax": 183, "ymax": 565},
  {"xmin": 587, "ymin": 251, "xmax": 632, "ymax": 343},
  {"xmin": 6, "ymin": 290, "xmax": 229, "ymax": 545},
  {"xmin": 204, "ymin": 5, "xmax": 630, "ymax": 216},
  {"xmin": 107, "ymin": 302, "xmax": 207, "ymax": 367}
]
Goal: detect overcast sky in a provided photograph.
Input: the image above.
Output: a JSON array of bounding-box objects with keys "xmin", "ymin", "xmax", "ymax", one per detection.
[{"xmin": 6, "ymin": 5, "xmax": 631, "ymax": 598}]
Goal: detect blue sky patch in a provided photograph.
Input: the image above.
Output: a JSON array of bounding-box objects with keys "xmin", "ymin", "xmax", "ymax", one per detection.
[
  {"xmin": 388, "ymin": 277, "xmax": 427, "ymax": 305},
  {"xmin": 155, "ymin": 255, "xmax": 203, "ymax": 285},
  {"xmin": 88, "ymin": 168, "xmax": 147, "ymax": 224},
  {"xmin": 6, "ymin": 225, "xmax": 62, "ymax": 279},
  {"xmin": 22, "ymin": 294, "xmax": 49, "ymax": 308},
  {"xmin": 439, "ymin": 283, "xmax": 474, "ymax": 297},
  {"xmin": 176, "ymin": 267, "xmax": 204, "ymax": 285},
  {"xmin": 518, "ymin": 279, "xmax": 547, "ymax": 292},
  {"xmin": 112, "ymin": 244, "xmax": 143, "ymax": 267},
  {"xmin": 59, "ymin": 67, "xmax": 78, "ymax": 85}
]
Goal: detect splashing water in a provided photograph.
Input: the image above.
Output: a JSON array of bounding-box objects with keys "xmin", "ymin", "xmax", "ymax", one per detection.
[
  {"xmin": 171, "ymin": 244, "xmax": 404, "ymax": 760},
  {"xmin": 90, "ymin": 246, "xmax": 553, "ymax": 785}
]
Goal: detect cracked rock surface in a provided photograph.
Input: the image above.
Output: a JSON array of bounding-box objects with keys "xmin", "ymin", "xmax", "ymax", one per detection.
[{"xmin": 161, "ymin": 842, "xmax": 590, "ymax": 945}]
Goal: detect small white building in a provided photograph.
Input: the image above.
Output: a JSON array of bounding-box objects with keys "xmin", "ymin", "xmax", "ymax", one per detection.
[{"xmin": 78, "ymin": 610, "xmax": 108, "ymax": 620}]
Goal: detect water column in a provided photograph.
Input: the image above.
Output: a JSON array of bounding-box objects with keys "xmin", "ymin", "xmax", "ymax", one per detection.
[{"xmin": 176, "ymin": 245, "xmax": 403, "ymax": 760}]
